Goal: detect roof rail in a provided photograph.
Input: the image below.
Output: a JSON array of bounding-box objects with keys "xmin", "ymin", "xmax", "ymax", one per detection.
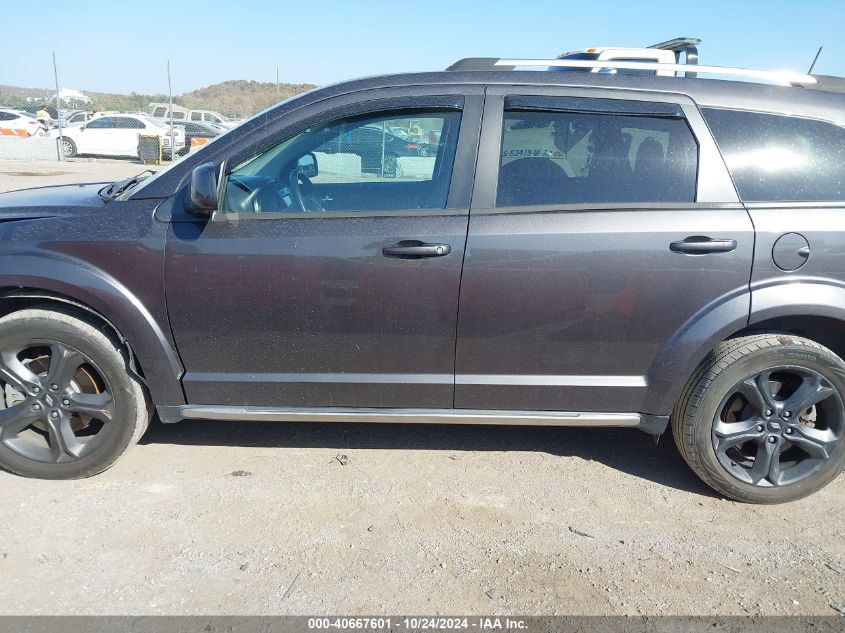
[{"xmin": 475, "ymin": 58, "xmax": 817, "ymax": 86}]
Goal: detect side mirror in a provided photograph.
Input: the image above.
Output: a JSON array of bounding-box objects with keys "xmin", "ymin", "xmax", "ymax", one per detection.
[
  {"xmin": 186, "ymin": 162, "xmax": 218, "ymax": 214},
  {"xmin": 297, "ymin": 152, "xmax": 318, "ymax": 178}
]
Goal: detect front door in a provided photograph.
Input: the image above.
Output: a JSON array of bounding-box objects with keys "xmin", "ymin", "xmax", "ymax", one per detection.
[
  {"xmin": 165, "ymin": 96, "xmax": 481, "ymax": 408},
  {"xmin": 455, "ymin": 89, "xmax": 754, "ymax": 414}
]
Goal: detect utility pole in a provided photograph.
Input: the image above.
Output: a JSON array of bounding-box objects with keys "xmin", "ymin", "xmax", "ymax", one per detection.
[
  {"xmin": 276, "ymin": 66, "xmax": 280, "ymax": 97},
  {"xmin": 52, "ymin": 52, "xmax": 64, "ymax": 161},
  {"xmin": 168, "ymin": 60, "xmax": 174, "ymax": 162}
]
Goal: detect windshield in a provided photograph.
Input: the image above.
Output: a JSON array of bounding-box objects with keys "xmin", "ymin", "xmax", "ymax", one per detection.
[{"xmin": 128, "ymin": 87, "xmax": 321, "ymax": 198}]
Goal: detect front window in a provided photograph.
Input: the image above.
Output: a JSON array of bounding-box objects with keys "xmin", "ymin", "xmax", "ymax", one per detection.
[
  {"xmin": 221, "ymin": 109, "xmax": 461, "ymax": 214},
  {"xmin": 85, "ymin": 117, "xmax": 115, "ymax": 129}
]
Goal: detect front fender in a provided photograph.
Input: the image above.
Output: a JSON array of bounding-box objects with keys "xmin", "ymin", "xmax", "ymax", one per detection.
[{"xmin": 0, "ymin": 252, "xmax": 185, "ymax": 405}]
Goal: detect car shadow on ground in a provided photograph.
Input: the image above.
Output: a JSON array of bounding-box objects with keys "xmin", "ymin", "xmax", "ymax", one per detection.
[{"xmin": 140, "ymin": 418, "xmax": 718, "ymax": 498}]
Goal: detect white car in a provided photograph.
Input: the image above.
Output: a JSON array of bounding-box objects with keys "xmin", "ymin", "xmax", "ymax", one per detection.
[
  {"xmin": 52, "ymin": 114, "xmax": 185, "ymax": 159},
  {"xmin": 0, "ymin": 109, "xmax": 48, "ymax": 137}
]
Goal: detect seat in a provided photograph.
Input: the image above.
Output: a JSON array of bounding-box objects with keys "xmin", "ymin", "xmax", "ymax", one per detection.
[
  {"xmin": 634, "ymin": 138, "xmax": 672, "ymax": 201},
  {"xmin": 497, "ymin": 158, "xmax": 572, "ymax": 207}
]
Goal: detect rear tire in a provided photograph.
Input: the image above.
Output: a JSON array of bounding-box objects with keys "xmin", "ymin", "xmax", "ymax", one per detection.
[
  {"xmin": 672, "ymin": 334, "xmax": 845, "ymax": 503},
  {"xmin": 0, "ymin": 309, "xmax": 149, "ymax": 479}
]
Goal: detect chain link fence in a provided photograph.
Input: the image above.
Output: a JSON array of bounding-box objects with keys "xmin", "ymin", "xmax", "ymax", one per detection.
[
  {"xmin": 0, "ymin": 61, "xmax": 313, "ymax": 165},
  {"xmin": 0, "ymin": 63, "xmax": 447, "ymax": 187}
]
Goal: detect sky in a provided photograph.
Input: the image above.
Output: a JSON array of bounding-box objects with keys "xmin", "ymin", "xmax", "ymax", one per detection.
[{"xmin": 3, "ymin": 0, "xmax": 845, "ymax": 95}]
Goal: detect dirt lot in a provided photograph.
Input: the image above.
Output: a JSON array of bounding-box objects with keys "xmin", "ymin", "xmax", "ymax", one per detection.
[
  {"xmin": 0, "ymin": 158, "xmax": 160, "ymax": 193},
  {"xmin": 0, "ymin": 159, "xmax": 843, "ymax": 617}
]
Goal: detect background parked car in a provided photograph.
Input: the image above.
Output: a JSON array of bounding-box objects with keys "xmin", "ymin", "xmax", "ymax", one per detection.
[
  {"xmin": 0, "ymin": 109, "xmax": 48, "ymax": 136},
  {"xmin": 61, "ymin": 110, "xmax": 93, "ymax": 127},
  {"xmin": 51, "ymin": 114, "xmax": 185, "ymax": 159},
  {"xmin": 174, "ymin": 121, "xmax": 224, "ymax": 156}
]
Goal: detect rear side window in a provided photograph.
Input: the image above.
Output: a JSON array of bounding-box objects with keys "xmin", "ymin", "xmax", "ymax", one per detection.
[
  {"xmin": 497, "ymin": 109, "xmax": 698, "ymax": 207},
  {"xmin": 114, "ymin": 117, "xmax": 144, "ymax": 129},
  {"xmin": 702, "ymin": 108, "xmax": 845, "ymax": 202}
]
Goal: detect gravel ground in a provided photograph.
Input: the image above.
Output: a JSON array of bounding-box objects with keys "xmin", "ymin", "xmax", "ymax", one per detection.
[{"xmin": 0, "ymin": 160, "xmax": 843, "ymax": 617}]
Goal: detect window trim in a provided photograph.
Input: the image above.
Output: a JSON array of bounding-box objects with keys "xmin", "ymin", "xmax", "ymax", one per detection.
[
  {"xmin": 208, "ymin": 95, "xmax": 477, "ymax": 221},
  {"xmin": 472, "ymin": 87, "xmax": 738, "ymax": 210}
]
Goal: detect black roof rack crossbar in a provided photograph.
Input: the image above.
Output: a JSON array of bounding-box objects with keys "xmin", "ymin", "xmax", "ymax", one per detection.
[
  {"xmin": 649, "ymin": 37, "xmax": 700, "ymax": 77},
  {"xmin": 446, "ymin": 58, "xmax": 514, "ymax": 72}
]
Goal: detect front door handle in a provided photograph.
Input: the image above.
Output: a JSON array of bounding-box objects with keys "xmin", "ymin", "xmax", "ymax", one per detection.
[
  {"xmin": 670, "ymin": 236, "xmax": 738, "ymax": 255},
  {"xmin": 383, "ymin": 240, "xmax": 451, "ymax": 259}
]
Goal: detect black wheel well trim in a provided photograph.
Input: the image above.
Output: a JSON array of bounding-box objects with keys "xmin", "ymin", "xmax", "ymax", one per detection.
[
  {"xmin": 0, "ymin": 290, "xmax": 148, "ymax": 389},
  {"xmin": 650, "ymin": 311, "xmax": 845, "ymax": 418}
]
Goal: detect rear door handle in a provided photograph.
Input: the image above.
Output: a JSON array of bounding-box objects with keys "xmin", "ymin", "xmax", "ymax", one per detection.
[
  {"xmin": 670, "ymin": 236, "xmax": 738, "ymax": 255},
  {"xmin": 383, "ymin": 240, "xmax": 451, "ymax": 259}
]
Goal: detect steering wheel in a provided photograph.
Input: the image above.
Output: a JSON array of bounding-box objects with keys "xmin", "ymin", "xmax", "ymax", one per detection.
[
  {"xmin": 241, "ymin": 178, "xmax": 285, "ymax": 213},
  {"xmin": 289, "ymin": 168, "xmax": 324, "ymax": 212}
]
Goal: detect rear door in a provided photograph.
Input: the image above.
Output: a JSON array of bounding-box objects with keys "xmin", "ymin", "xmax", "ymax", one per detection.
[
  {"xmin": 455, "ymin": 86, "xmax": 753, "ymax": 414},
  {"xmin": 112, "ymin": 117, "xmax": 145, "ymax": 155}
]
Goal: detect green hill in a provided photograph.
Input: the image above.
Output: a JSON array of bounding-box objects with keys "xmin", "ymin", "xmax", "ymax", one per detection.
[{"xmin": 0, "ymin": 79, "xmax": 316, "ymax": 118}]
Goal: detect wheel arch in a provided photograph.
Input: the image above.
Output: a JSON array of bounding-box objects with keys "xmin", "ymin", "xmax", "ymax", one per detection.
[
  {"xmin": 643, "ymin": 280, "xmax": 845, "ymax": 417},
  {"xmin": 0, "ymin": 258, "xmax": 185, "ymax": 406}
]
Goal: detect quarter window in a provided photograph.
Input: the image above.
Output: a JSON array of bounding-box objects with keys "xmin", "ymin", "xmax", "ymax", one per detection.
[
  {"xmin": 497, "ymin": 108, "xmax": 698, "ymax": 207},
  {"xmin": 702, "ymin": 108, "xmax": 845, "ymax": 202},
  {"xmin": 222, "ymin": 109, "xmax": 461, "ymax": 214}
]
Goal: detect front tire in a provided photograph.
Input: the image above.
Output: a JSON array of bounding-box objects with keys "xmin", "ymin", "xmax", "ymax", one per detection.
[
  {"xmin": 672, "ymin": 334, "xmax": 845, "ymax": 503},
  {"xmin": 60, "ymin": 137, "xmax": 76, "ymax": 158},
  {"xmin": 0, "ymin": 309, "xmax": 149, "ymax": 479}
]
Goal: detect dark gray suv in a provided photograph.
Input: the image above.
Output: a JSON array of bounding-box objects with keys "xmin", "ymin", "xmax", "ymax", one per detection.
[{"xmin": 1, "ymin": 62, "xmax": 844, "ymax": 503}]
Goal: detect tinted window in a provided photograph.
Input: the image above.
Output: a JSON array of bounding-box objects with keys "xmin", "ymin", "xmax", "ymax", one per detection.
[
  {"xmin": 153, "ymin": 107, "xmax": 166, "ymax": 117},
  {"xmin": 113, "ymin": 117, "xmax": 144, "ymax": 129},
  {"xmin": 86, "ymin": 117, "xmax": 114, "ymax": 129},
  {"xmin": 497, "ymin": 109, "xmax": 698, "ymax": 207},
  {"xmin": 172, "ymin": 112, "xmax": 185, "ymax": 120},
  {"xmin": 190, "ymin": 112, "xmax": 202, "ymax": 121},
  {"xmin": 0, "ymin": 112, "xmax": 17, "ymax": 121},
  {"xmin": 222, "ymin": 109, "xmax": 460, "ymax": 214},
  {"xmin": 702, "ymin": 108, "xmax": 845, "ymax": 202}
]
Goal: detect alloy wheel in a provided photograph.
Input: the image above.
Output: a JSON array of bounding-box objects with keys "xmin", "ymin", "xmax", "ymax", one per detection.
[
  {"xmin": 712, "ymin": 367, "xmax": 844, "ymax": 487},
  {"xmin": 0, "ymin": 340, "xmax": 115, "ymax": 463}
]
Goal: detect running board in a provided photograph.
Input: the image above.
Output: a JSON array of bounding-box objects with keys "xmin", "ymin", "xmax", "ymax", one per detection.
[{"xmin": 156, "ymin": 405, "xmax": 668, "ymax": 435}]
